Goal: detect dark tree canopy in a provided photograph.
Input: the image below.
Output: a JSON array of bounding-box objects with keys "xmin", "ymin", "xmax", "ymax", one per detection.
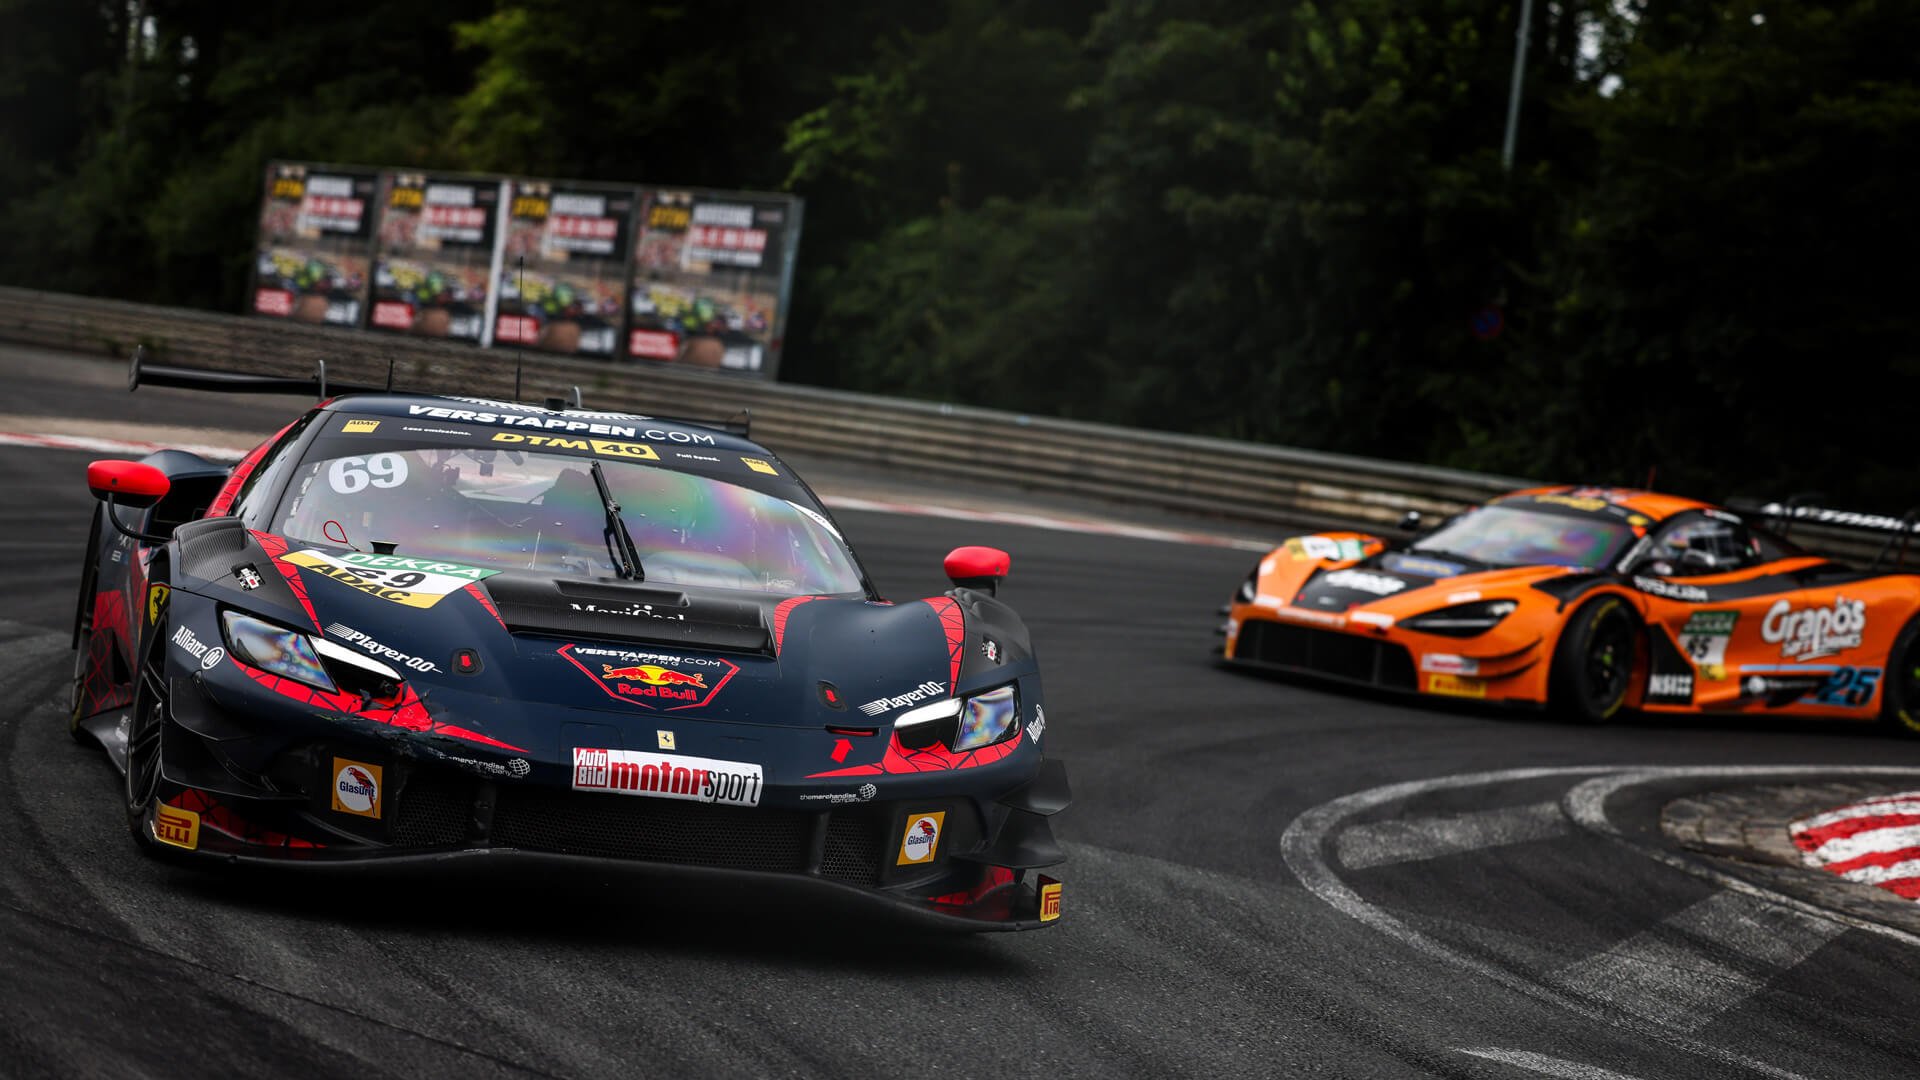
[{"xmin": 0, "ymin": 0, "xmax": 1912, "ymax": 508}]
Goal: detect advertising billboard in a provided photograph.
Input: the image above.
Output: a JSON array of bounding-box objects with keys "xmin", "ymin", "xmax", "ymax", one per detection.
[
  {"xmin": 628, "ymin": 189, "xmax": 803, "ymax": 375},
  {"xmin": 492, "ymin": 179, "xmax": 636, "ymax": 358},
  {"xmin": 249, "ymin": 162, "xmax": 378, "ymax": 327},
  {"xmin": 368, "ymin": 172, "xmax": 506, "ymax": 344}
]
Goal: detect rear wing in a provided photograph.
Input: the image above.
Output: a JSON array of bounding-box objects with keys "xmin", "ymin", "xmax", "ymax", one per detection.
[
  {"xmin": 123, "ymin": 346, "xmax": 752, "ymax": 438},
  {"xmin": 1730, "ymin": 495, "xmax": 1920, "ymax": 569}
]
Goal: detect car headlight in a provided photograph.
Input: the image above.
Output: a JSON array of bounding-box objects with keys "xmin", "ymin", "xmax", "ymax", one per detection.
[
  {"xmin": 893, "ymin": 685, "xmax": 1021, "ymax": 753},
  {"xmin": 221, "ymin": 611, "xmax": 334, "ymax": 691},
  {"xmin": 1400, "ymin": 599, "xmax": 1518, "ymax": 638},
  {"xmin": 220, "ymin": 611, "xmax": 410, "ymax": 707}
]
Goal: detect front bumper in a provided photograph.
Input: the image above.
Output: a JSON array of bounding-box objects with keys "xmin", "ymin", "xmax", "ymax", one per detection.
[{"xmin": 1223, "ymin": 608, "xmax": 1546, "ymax": 707}]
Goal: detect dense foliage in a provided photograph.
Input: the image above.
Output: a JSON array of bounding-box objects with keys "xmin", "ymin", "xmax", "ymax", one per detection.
[{"xmin": 1, "ymin": 0, "xmax": 1912, "ymax": 506}]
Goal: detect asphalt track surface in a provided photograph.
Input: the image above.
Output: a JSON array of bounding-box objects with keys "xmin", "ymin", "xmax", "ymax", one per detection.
[{"xmin": 4, "ymin": 346, "xmax": 1920, "ymax": 1079}]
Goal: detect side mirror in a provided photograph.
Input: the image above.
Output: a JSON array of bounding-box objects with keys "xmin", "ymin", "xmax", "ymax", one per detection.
[
  {"xmin": 88, "ymin": 460, "xmax": 170, "ymax": 508},
  {"xmin": 944, "ymin": 546, "xmax": 1011, "ymax": 595},
  {"xmin": 87, "ymin": 460, "xmax": 172, "ymax": 543},
  {"xmin": 1399, "ymin": 510, "xmax": 1423, "ymax": 533}
]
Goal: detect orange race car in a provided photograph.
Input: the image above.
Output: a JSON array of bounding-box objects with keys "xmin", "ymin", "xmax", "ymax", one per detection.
[{"xmin": 1218, "ymin": 486, "xmax": 1920, "ymax": 731}]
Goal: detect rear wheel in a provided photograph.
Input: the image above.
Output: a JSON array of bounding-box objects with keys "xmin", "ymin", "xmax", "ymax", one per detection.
[
  {"xmin": 1879, "ymin": 617, "xmax": 1920, "ymax": 737},
  {"xmin": 125, "ymin": 610, "xmax": 169, "ymax": 852},
  {"xmin": 1549, "ymin": 596, "xmax": 1639, "ymax": 723}
]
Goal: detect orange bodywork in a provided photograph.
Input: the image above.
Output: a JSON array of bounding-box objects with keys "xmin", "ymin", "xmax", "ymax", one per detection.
[{"xmin": 1222, "ymin": 486, "xmax": 1920, "ymax": 721}]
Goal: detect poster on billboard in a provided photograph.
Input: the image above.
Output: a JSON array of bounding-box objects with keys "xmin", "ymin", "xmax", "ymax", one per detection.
[
  {"xmin": 492, "ymin": 179, "xmax": 635, "ymax": 358},
  {"xmin": 627, "ymin": 189, "xmax": 803, "ymax": 376},
  {"xmin": 249, "ymin": 162, "xmax": 378, "ymax": 327},
  {"xmin": 368, "ymin": 172, "xmax": 506, "ymax": 344}
]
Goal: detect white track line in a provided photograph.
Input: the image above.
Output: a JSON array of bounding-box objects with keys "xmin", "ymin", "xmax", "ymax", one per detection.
[
  {"xmin": 1553, "ymin": 891, "xmax": 1845, "ymax": 1033},
  {"xmin": 1, "ymin": 429, "xmax": 1273, "ymax": 552},
  {"xmin": 1456, "ymin": 1047, "xmax": 1653, "ymax": 1080},
  {"xmin": 1334, "ymin": 801, "xmax": 1567, "ymax": 870}
]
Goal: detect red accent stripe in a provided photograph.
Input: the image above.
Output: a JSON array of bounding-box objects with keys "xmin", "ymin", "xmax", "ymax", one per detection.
[
  {"xmin": 465, "ymin": 582, "xmax": 507, "ymax": 629},
  {"xmin": 772, "ymin": 596, "xmax": 820, "ymax": 655},
  {"xmin": 807, "ymin": 730, "xmax": 1024, "ymax": 778},
  {"xmin": 1887, "ymin": 878, "xmax": 1920, "ymax": 899},
  {"xmin": 207, "ymin": 422, "xmax": 292, "ymax": 517},
  {"xmin": 922, "ymin": 596, "xmax": 965, "ymax": 690},
  {"xmin": 249, "ymin": 531, "xmax": 320, "ymax": 630},
  {"xmin": 1820, "ymin": 845, "xmax": 1920, "ymax": 877}
]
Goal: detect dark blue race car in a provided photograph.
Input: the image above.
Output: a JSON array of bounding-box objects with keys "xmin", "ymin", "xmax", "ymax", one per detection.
[{"xmin": 70, "ymin": 355, "xmax": 1068, "ymax": 930}]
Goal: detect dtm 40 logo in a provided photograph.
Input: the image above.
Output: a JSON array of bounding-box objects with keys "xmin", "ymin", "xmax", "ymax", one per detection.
[{"xmin": 1761, "ymin": 596, "xmax": 1866, "ymax": 661}]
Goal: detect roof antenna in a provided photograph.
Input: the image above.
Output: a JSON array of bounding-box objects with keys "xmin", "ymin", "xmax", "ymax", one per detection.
[{"xmin": 513, "ymin": 254, "xmax": 526, "ymax": 402}]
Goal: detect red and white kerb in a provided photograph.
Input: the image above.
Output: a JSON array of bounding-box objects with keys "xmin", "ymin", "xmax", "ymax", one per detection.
[{"xmin": 1789, "ymin": 790, "xmax": 1920, "ymax": 901}]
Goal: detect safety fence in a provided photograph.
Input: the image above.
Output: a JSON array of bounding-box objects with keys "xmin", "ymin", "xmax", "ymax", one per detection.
[{"xmin": 0, "ymin": 286, "xmax": 1892, "ymax": 564}]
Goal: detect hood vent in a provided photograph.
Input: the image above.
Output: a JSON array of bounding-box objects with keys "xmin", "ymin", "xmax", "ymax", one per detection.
[{"xmin": 482, "ymin": 574, "xmax": 773, "ymax": 655}]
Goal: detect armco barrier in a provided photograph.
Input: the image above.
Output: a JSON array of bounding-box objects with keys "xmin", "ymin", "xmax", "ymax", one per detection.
[{"xmin": 0, "ymin": 286, "xmax": 1894, "ymax": 564}]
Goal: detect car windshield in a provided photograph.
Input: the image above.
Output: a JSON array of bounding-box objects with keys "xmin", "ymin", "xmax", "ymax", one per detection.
[
  {"xmin": 270, "ymin": 441, "xmax": 866, "ymax": 596},
  {"xmin": 1410, "ymin": 504, "xmax": 1633, "ymax": 570}
]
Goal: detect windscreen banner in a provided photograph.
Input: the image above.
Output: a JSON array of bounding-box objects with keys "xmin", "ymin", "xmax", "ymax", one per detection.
[
  {"xmin": 368, "ymin": 173, "xmax": 507, "ymax": 344},
  {"xmin": 250, "ymin": 162, "xmax": 379, "ymax": 327},
  {"xmin": 628, "ymin": 189, "xmax": 803, "ymax": 376},
  {"xmin": 493, "ymin": 179, "xmax": 636, "ymax": 358}
]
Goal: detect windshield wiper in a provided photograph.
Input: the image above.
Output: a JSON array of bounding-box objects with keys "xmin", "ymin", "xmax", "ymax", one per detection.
[{"xmin": 589, "ymin": 459, "xmax": 645, "ymax": 581}]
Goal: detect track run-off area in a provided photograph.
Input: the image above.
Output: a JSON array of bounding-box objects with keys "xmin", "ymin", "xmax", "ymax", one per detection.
[{"xmin": 3, "ymin": 343, "xmax": 1919, "ymax": 1079}]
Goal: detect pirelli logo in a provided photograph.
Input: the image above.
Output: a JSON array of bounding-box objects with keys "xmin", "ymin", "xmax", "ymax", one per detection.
[
  {"xmin": 1039, "ymin": 878, "xmax": 1062, "ymax": 922},
  {"xmin": 153, "ymin": 805, "xmax": 200, "ymax": 850}
]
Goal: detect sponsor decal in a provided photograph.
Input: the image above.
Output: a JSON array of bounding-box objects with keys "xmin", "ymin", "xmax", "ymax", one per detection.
[
  {"xmin": 436, "ymin": 754, "xmax": 531, "ymax": 779},
  {"xmin": 571, "ymin": 747, "xmax": 763, "ymax": 806},
  {"xmin": 153, "ymin": 804, "xmax": 200, "ymax": 850},
  {"xmin": 1350, "ymin": 611, "xmax": 1395, "ymax": 629},
  {"xmin": 234, "ymin": 565, "xmax": 263, "ymax": 590},
  {"xmin": 1287, "ymin": 536, "xmax": 1368, "ymax": 562},
  {"xmin": 1039, "ymin": 879, "xmax": 1062, "ymax": 922},
  {"xmin": 401, "ymin": 425, "xmax": 474, "ymax": 437},
  {"xmin": 1426, "ymin": 673, "xmax": 1487, "ymax": 699},
  {"xmin": 859, "ymin": 681, "xmax": 946, "ymax": 717},
  {"xmin": 982, "ymin": 638, "xmax": 1001, "ymax": 663},
  {"xmin": 331, "ymin": 759, "xmax": 383, "ymax": 818},
  {"xmin": 1678, "ymin": 610, "xmax": 1737, "ymax": 678},
  {"xmin": 1532, "ymin": 494, "xmax": 1610, "ymax": 513},
  {"xmin": 1648, "ymin": 673, "xmax": 1693, "ymax": 698},
  {"xmin": 741, "ymin": 457, "xmax": 778, "ymax": 475},
  {"xmin": 1320, "ymin": 569, "xmax": 1406, "ymax": 597},
  {"xmin": 1420, "ymin": 654, "xmax": 1479, "ymax": 676},
  {"xmin": 1761, "ymin": 596, "xmax": 1866, "ymax": 661},
  {"xmin": 341, "ymin": 419, "xmax": 381, "ymax": 433},
  {"xmin": 404, "ymin": 404, "xmax": 717, "ymax": 444},
  {"xmin": 1806, "ymin": 666, "xmax": 1883, "ymax": 708},
  {"xmin": 171, "ymin": 625, "xmax": 225, "ymax": 671},
  {"xmin": 897, "ymin": 811, "xmax": 947, "ymax": 865},
  {"xmin": 672, "ymin": 451, "xmax": 721, "ymax": 463},
  {"xmin": 1387, "ymin": 554, "xmax": 1465, "ymax": 578},
  {"xmin": 1275, "ymin": 606, "xmax": 1348, "ymax": 628},
  {"xmin": 1028, "ymin": 704, "xmax": 1046, "ymax": 745},
  {"xmin": 1633, "ymin": 577, "xmax": 1710, "ymax": 602},
  {"xmin": 1760, "ymin": 503, "xmax": 1920, "ymax": 534},
  {"xmin": 146, "ymin": 584, "xmax": 170, "ymax": 625},
  {"xmin": 324, "ymin": 622, "xmax": 442, "ymax": 673},
  {"xmin": 799, "ymin": 783, "xmax": 879, "ymax": 805},
  {"xmin": 280, "ymin": 550, "xmax": 497, "ymax": 610},
  {"xmin": 568, "ymin": 600, "xmax": 685, "ymax": 621},
  {"xmin": 560, "ymin": 644, "xmax": 737, "ymax": 711},
  {"xmin": 657, "ymin": 729, "xmax": 676, "ymax": 750},
  {"xmin": 792, "ymin": 502, "xmax": 844, "ymax": 541},
  {"xmin": 488, "ymin": 431, "xmax": 660, "ymax": 461}
]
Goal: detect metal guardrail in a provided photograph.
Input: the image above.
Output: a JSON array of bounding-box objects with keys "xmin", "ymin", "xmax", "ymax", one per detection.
[{"xmin": 0, "ymin": 285, "xmax": 1896, "ymax": 566}]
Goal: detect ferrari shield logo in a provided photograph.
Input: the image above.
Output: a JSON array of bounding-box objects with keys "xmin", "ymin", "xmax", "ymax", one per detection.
[
  {"xmin": 146, "ymin": 584, "xmax": 170, "ymax": 625},
  {"xmin": 657, "ymin": 730, "xmax": 676, "ymax": 750}
]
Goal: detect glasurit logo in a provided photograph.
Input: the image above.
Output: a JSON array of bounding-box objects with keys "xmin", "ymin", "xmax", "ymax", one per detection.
[
  {"xmin": 1762, "ymin": 596, "xmax": 1866, "ymax": 661},
  {"xmin": 571, "ymin": 748, "xmax": 762, "ymax": 807},
  {"xmin": 859, "ymin": 681, "xmax": 946, "ymax": 717}
]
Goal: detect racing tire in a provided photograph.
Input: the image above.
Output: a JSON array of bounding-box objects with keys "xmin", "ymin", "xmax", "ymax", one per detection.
[
  {"xmin": 1879, "ymin": 616, "xmax": 1920, "ymax": 737},
  {"xmin": 1548, "ymin": 596, "xmax": 1639, "ymax": 724},
  {"xmin": 66, "ymin": 508, "xmax": 103, "ymax": 743},
  {"xmin": 124, "ymin": 607, "xmax": 169, "ymax": 853}
]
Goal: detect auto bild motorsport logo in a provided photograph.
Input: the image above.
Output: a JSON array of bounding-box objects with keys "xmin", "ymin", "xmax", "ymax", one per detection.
[
  {"xmin": 571, "ymin": 748, "xmax": 763, "ymax": 807},
  {"xmin": 859, "ymin": 681, "xmax": 946, "ymax": 717},
  {"xmin": 1762, "ymin": 596, "xmax": 1866, "ymax": 661}
]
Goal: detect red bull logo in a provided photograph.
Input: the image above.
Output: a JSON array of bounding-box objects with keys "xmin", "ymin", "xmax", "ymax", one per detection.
[{"xmin": 601, "ymin": 664, "xmax": 708, "ymax": 689}]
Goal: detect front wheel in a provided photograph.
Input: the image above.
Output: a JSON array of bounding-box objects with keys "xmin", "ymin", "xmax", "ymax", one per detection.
[
  {"xmin": 1879, "ymin": 616, "xmax": 1920, "ymax": 737},
  {"xmin": 1549, "ymin": 596, "xmax": 1639, "ymax": 724},
  {"xmin": 124, "ymin": 610, "xmax": 170, "ymax": 852}
]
